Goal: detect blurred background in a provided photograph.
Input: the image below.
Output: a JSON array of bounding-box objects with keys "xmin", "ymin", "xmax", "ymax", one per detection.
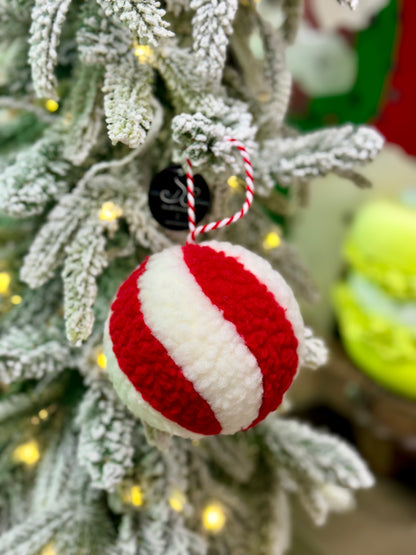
[{"xmin": 271, "ymin": 0, "xmax": 416, "ymax": 552}]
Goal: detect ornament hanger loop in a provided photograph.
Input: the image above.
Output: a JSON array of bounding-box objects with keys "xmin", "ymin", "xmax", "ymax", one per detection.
[{"xmin": 186, "ymin": 137, "xmax": 254, "ymax": 243}]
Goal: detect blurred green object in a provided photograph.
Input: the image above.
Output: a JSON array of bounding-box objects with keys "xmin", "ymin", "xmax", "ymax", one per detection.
[
  {"xmin": 343, "ymin": 200, "xmax": 416, "ymax": 300},
  {"xmin": 334, "ymin": 274, "xmax": 416, "ymax": 400},
  {"xmin": 290, "ymin": 0, "xmax": 398, "ymax": 129},
  {"xmin": 334, "ymin": 198, "xmax": 416, "ymax": 400}
]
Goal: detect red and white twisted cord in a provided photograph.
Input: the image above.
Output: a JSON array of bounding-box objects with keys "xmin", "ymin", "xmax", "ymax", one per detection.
[{"xmin": 186, "ymin": 137, "xmax": 254, "ymax": 243}]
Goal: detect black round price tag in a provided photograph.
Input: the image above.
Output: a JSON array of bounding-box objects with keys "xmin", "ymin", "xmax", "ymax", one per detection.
[{"xmin": 148, "ymin": 165, "xmax": 211, "ymax": 230}]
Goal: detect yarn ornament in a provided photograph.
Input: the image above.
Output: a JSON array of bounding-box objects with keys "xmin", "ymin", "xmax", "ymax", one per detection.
[{"xmin": 104, "ymin": 139, "xmax": 305, "ymax": 438}]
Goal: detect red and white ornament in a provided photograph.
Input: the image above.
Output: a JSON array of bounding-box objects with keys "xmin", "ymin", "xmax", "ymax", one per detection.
[
  {"xmin": 104, "ymin": 139, "xmax": 304, "ymax": 438},
  {"xmin": 104, "ymin": 240, "xmax": 304, "ymax": 438}
]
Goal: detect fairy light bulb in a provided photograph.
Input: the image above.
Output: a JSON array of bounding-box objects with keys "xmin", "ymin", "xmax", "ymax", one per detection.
[
  {"xmin": 41, "ymin": 543, "xmax": 56, "ymax": 555},
  {"xmin": 126, "ymin": 485, "xmax": 144, "ymax": 507},
  {"xmin": 96, "ymin": 348, "xmax": 107, "ymax": 370},
  {"xmin": 169, "ymin": 489, "xmax": 186, "ymax": 512},
  {"xmin": 262, "ymin": 231, "xmax": 281, "ymax": 250},
  {"xmin": 202, "ymin": 503, "xmax": 226, "ymax": 533},
  {"xmin": 133, "ymin": 42, "xmax": 154, "ymax": 65},
  {"xmin": 258, "ymin": 91, "xmax": 272, "ymax": 102},
  {"xmin": 120, "ymin": 482, "xmax": 144, "ymax": 508},
  {"xmin": 99, "ymin": 201, "xmax": 123, "ymax": 222},
  {"xmin": 227, "ymin": 175, "xmax": 244, "ymax": 190},
  {"xmin": 38, "ymin": 409, "xmax": 49, "ymax": 421},
  {"xmin": 0, "ymin": 272, "xmax": 11, "ymax": 294},
  {"xmin": 13, "ymin": 440, "xmax": 40, "ymax": 466},
  {"xmin": 45, "ymin": 99, "xmax": 59, "ymax": 112},
  {"xmin": 11, "ymin": 294, "xmax": 22, "ymax": 305}
]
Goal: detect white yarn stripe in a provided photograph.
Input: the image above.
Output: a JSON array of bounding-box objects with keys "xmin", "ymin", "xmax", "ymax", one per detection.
[
  {"xmin": 204, "ymin": 241, "xmax": 305, "ymax": 365},
  {"xmin": 103, "ymin": 314, "xmax": 199, "ymax": 438},
  {"xmin": 138, "ymin": 245, "xmax": 264, "ymax": 434}
]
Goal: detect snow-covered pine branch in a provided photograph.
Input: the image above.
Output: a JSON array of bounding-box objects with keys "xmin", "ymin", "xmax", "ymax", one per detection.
[
  {"xmin": 155, "ymin": 46, "xmax": 210, "ymax": 111},
  {"xmin": 0, "ymin": 324, "xmax": 70, "ymax": 384},
  {"xmin": 77, "ymin": 3, "xmax": 133, "ymax": 66},
  {"xmin": 267, "ymin": 488, "xmax": 291, "ymax": 555},
  {"xmin": 20, "ymin": 192, "xmax": 89, "ymax": 288},
  {"xmin": 262, "ymin": 418, "xmax": 374, "ymax": 490},
  {"xmin": 261, "ymin": 417, "xmax": 373, "ymax": 525},
  {"xmin": 113, "ymin": 514, "xmax": 140, "ymax": 555},
  {"xmin": 122, "ymin": 184, "xmax": 172, "ymax": 253},
  {"xmin": 203, "ymin": 435, "xmax": 257, "ymax": 483},
  {"xmin": 257, "ymin": 18, "xmax": 292, "ymax": 131},
  {"xmin": 140, "ymin": 503, "xmax": 208, "ymax": 555},
  {"xmin": 12, "ymin": 447, "xmax": 118, "ymax": 553},
  {"xmin": 0, "ymin": 505, "xmax": 73, "ymax": 555},
  {"xmin": 52, "ymin": 494, "xmax": 118, "ymax": 554},
  {"xmin": 0, "ymin": 381, "xmax": 64, "ymax": 425},
  {"xmin": 20, "ymin": 170, "xmax": 119, "ymax": 292},
  {"xmin": 1, "ymin": 279, "xmax": 62, "ymax": 331},
  {"xmin": 190, "ymin": 0, "xmax": 238, "ymax": 84},
  {"xmin": 165, "ymin": 0, "xmax": 190, "ymax": 16},
  {"xmin": 257, "ymin": 124, "xmax": 384, "ymax": 190},
  {"xmin": 302, "ymin": 327, "xmax": 329, "ymax": 370},
  {"xmin": 103, "ymin": 54, "xmax": 154, "ymax": 148},
  {"xmin": 95, "ymin": 0, "xmax": 173, "ymax": 46},
  {"xmin": 31, "ymin": 430, "xmax": 78, "ymax": 512},
  {"xmin": 0, "ymin": 0, "xmax": 32, "ymax": 43},
  {"xmin": 171, "ymin": 97, "xmax": 258, "ymax": 176},
  {"xmin": 63, "ymin": 221, "xmax": 108, "ymax": 345},
  {"xmin": 63, "ymin": 64, "xmax": 104, "ymax": 166},
  {"xmin": 0, "ymin": 96, "xmax": 56, "ymax": 124},
  {"xmin": 281, "ymin": 0, "xmax": 303, "ymax": 44},
  {"xmin": 21, "ymin": 154, "xmax": 169, "ymax": 343},
  {"xmin": 0, "ymin": 135, "xmax": 71, "ymax": 217},
  {"xmin": 76, "ymin": 379, "xmax": 135, "ymax": 491},
  {"xmin": 29, "ymin": 0, "xmax": 74, "ymax": 99}
]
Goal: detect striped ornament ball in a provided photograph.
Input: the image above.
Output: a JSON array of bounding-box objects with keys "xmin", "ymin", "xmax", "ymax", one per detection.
[{"xmin": 104, "ymin": 240, "xmax": 304, "ymax": 439}]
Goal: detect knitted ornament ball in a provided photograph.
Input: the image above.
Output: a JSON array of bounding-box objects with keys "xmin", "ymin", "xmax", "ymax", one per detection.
[{"xmin": 104, "ymin": 240, "xmax": 304, "ymax": 439}]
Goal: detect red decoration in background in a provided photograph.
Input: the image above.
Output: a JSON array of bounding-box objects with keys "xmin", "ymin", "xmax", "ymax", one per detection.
[{"xmin": 374, "ymin": 0, "xmax": 416, "ymax": 156}]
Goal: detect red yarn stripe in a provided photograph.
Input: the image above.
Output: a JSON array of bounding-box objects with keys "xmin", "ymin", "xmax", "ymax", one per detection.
[
  {"xmin": 109, "ymin": 259, "xmax": 222, "ymax": 435},
  {"xmin": 182, "ymin": 244, "xmax": 299, "ymax": 428}
]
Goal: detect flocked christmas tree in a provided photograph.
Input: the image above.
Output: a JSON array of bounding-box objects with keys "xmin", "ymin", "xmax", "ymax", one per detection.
[{"xmin": 0, "ymin": 0, "xmax": 384, "ymax": 553}]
